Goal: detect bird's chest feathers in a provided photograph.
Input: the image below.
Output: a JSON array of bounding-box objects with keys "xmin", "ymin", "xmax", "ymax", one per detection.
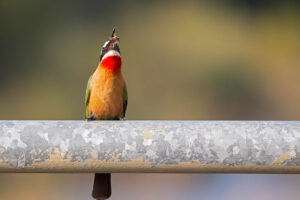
[{"xmin": 89, "ymin": 68, "xmax": 124, "ymax": 118}]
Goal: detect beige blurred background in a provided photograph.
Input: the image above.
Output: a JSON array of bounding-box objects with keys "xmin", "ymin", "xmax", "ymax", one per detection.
[{"xmin": 0, "ymin": 0, "xmax": 299, "ymax": 199}]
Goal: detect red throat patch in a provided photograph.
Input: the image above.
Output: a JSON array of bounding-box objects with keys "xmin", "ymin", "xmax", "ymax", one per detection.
[{"xmin": 101, "ymin": 56, "xmax": 122, "ymax": 72}]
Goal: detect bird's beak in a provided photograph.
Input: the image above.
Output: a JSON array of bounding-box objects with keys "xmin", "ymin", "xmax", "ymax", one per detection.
[
  {"xmin": 111, "ymin": 27, "xmax": 115, "ymax": 37},
  {"xmin": 110, "ymin": 27, "xmax": 119, "ymax": 42}
]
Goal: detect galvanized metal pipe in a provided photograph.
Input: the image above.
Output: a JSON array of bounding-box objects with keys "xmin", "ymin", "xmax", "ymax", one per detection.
[{"xmin": 0, "ymin": 121, "xmax": 299, "ymax": 173}]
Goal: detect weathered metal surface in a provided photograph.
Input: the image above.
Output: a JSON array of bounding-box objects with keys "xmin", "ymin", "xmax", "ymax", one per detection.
[{"xmin": 0, "ymin": 121, "xmax": 299, "ymax": 173}]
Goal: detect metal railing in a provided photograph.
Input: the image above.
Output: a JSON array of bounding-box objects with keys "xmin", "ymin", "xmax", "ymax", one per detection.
[{"xmin": 0, "ymin": 120, "xmax": 299, "ymax": 173}]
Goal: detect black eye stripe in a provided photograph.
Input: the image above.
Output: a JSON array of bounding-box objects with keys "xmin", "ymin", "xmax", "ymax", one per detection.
[
  {"xmin": 99, "ymin": 41, "xmax": 120, "ymax": 62},
  {"xmin": 99, "ymin": 42, "xmax": 110, "ymax": 61}
]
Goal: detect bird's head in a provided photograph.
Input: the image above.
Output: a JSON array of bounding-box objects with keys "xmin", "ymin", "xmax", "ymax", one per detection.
[{"xmin": 99, "ymin": 28, "xmax": 122, "ymax": 72}]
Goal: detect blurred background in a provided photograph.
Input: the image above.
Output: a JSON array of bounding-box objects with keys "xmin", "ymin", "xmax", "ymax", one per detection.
[{"xmin": 0, "ymin": 0, "xmax": 299, "ymax": 199}]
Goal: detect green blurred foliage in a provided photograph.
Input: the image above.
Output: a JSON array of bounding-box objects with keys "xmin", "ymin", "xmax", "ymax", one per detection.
[{"xmin": 0, "ymin": 0, "xmax": 299, "ymax": 120}]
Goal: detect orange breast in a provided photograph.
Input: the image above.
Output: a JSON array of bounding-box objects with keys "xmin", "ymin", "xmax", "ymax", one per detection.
[{"xmin": 88, "ymin": 65, "xmax": 125, "ymax": 118}]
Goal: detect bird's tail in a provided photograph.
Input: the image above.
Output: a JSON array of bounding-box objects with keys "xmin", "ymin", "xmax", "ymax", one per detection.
[{"xmin": 92, "ymin": 173, "xmax": 112, "ymax": 199}]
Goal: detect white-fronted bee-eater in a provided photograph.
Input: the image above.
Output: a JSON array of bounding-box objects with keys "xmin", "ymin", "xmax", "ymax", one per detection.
[{"xmin": 85, "ymin": 28, "xmax": 127, "ymax": 200}]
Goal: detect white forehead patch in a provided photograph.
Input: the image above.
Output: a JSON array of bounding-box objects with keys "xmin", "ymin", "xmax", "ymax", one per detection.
[
  {"xmin": 102, "ymin": 50, "xmax": 120, "ymax": 60},
  {"xmin": 103, "ymin": 41, "xmax": 109, "ymax": 47}
]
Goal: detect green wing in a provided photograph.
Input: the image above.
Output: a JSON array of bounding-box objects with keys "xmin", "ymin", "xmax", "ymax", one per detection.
[
  {"xmin": 122, "ymin": 84, "xmax": 128, "ymax": 118},
  {"xmin": 85, "ymin": 75, "xmax": 92, "ymax": 118}
]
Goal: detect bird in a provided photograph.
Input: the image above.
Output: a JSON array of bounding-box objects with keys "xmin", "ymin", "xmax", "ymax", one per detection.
[{"xmin": 85, "ymin": 28, "xmax": 127, "ymax": 200}]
